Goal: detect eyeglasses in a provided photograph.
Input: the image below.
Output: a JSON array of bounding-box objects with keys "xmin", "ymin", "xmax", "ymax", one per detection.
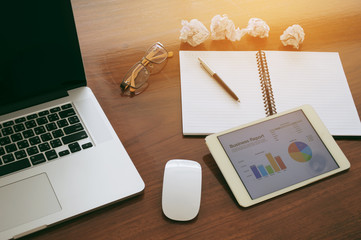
[{"xmin": 120, "ymin": 42, "xmax": 173, "ymax": 96}]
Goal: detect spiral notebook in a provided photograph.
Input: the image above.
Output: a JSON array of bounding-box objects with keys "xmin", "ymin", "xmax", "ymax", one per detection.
[{"xmin": 179, "ymin": 50, "xmax": 361, "ymax": 136}]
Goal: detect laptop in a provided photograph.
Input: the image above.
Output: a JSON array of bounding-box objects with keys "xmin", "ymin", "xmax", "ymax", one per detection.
[{"xmin": 0, "ymin": 1, "xmax": 144, "ymax": 239}]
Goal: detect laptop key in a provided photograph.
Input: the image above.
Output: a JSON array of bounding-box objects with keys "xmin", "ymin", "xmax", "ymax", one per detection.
[
  {"xmin": 25, "ymin": 120, "xmax": 36, "ymax": 129},
  {"xmin": 48, "ymin": 113, "xmax": 60, "ymax": 122},
  {"xmin": 59, "ymin": 108, "xmax": 76, "ymax": 118},
  {"xmin": 11, "ymin": 133, "xmax": 23, "ymax": 142},
  {"xmin": 5, "ymin": 143, "xmax": 17, "ymax": 153},
  {"xmin": 82, "ymin": 142, "xmax": 93, "ymax": 149},
  {"xmin": 64, "ymin": 123, "xmax": 83, "ymax": 135},
  {"xmin": 52, "ymin": 129, "xmax": 64, "ymax": 138},
  {"xmin": 69, "ymin": 142, "xmax": 81, "ymax": 153},
  {"xmin": 15, "ymin": 117, "xmax": 26, "ymax": 123},
  {"xmin": 45, "ymin": 150, "xmax": 58, "ymax": 160},
  {"xmin": 57, "ymin": 119, "xmax": 69, "ymax": 128},
  {"xmin": 14, "ymin": 123, "xmax": 25, "ymax": 132},
  {"xmin": 38, "ymin": 110, "xmax": 50, "ymax": 116},
  {"xmin": 3, "ymin": 120, "xmax": 14, "ymax": 127},
  {"xmin": 61, "ymin": 103, "xmax": 72, "ymax": 109},
  {"xmin": 17, "ymin": 140, "xmax": 30, "ymax": 149},
  {"xmin": 0, "ymin": 136, "xmax": 11, "ymax": 146},
  {"xmin": 15, "ymin": 150, "xmax": 27, "ymax": 160},
  {"xmin": 34, "ymin": 126, "xmax": 46, "ymax": 135},
  {"xmin": 50, "ymin": 139, "xmax": 62, "ymax": 148},
  {"xmin": 59, "ymin": 149, "xmax": 70, "ymax": 157},
  {"xmin": 46, "ymin": 122, "xmax": 57, "ymax": 131},
  {"xmin": 40, "ymin": 133, "xmax": 52, "ymax": 142},
  {"xmin": 48, "ymin": 113, "xmax": 59, "ymax": 122},
  {"xmin": 68, "ymin": 116, "xmax": 80, "ymax": 124},
  {"xmin": 2, "ymin": 127, "xmax": 14, "ymax": 136},
  {"xmin": 30, "ymin": 153, "xmax": 46, "ymax": 165},
  {"xmin": 39, "ymin": 142, "xmax": 51, "ymax": 152},
  {"xmin": 62, "ymin": 131, "xmax": 88, "ymax": 144},
  {"xmin": 50, "ymin": 107, "xmax": 61, "ymax": 113},
  {"xmin": 36, "ymin": 116, "xmax": 48, "ymax": 125},
  {"xmin": 26, "ymin": 113, "xmax": 38, "ymax": 120},
  {"xmin": 26, "ymin": 146, "xmax": 39, "ymax": 156},
  {"xmin": 0, "ymin": 158, "xmax": 31, "ymax": 177},
  {"xmin": 3, "ymin": 153, "xmax": 15, "ymax": 163},
  {"xmin": 23, "ymin": 129, "xmax": 35, "ymax": 138},
  {"xmin": 29, "ymin": 136, "xmax": 41, "ymax": 145}
]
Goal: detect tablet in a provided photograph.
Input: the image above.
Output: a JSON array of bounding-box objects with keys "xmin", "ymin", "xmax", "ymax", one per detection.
[{"xmin": 205, "ymin": 105, "xmax": 350, "ymax": 207}]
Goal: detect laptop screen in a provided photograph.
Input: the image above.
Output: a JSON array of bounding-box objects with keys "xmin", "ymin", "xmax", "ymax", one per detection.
[{"xmin": 0, "ymin": 0, "xmax": 86, "ymax": 115}]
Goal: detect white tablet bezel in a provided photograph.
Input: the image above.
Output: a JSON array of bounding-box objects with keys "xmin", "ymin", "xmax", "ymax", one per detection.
[{"xmin": 205, "ymin": 105, "xmax": 350, "ymax": 207}]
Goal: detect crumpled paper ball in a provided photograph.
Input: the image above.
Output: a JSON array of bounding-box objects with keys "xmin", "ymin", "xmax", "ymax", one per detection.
[
  {"xmin": 210, "ymin": 14, "xmax": 245, "ymax": 41},
  {"xmin": 179, "ymin": 19, "xmax": 210, "ymax": 47},
  {"xmin": 241, "ymin": 18, "xmax": 270, "ymax": 38},
  {"xmin": 280, "ymin": 24, "xmax": 305, "ymax": 49}
]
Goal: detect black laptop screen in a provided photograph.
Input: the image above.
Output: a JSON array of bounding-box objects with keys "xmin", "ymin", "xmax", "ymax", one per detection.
[{"xmin": 0, "ymin": 0, "xmax": 86, "ymax": 115}]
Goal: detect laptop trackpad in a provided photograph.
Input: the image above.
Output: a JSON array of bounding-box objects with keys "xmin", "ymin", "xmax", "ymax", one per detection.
[{"xmin": 0, "ymin": 173, "xmax": 61, "ymax": 232}]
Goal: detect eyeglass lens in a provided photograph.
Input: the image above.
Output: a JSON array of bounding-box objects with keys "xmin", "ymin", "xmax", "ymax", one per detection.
[
  {"xmin": 144, "ymin": 43, "xmax": 168, "ymax": 64},
  {"xmin": 120, "ymin": 42, "xmax": 169, "ymax": 96}
]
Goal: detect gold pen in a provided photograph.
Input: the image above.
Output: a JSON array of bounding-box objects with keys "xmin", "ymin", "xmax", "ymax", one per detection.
[{"xmin": 198, "ymin": 57, "xmax": 240, "ymax": 102}]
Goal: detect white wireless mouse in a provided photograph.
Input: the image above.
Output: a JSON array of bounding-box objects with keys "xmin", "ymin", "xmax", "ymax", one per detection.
[{"xmin": 162, "ymin": 159, "xmax": 202, "ymax": 221}]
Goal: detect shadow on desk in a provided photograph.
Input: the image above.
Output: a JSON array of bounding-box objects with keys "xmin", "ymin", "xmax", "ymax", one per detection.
[
  {"xmin": 202, "ymin": 153, "xmax": 242, "ymax": 209},
  {"xmin": 333, "ymin": 136, "xmax": 361, "ymax": 140}
]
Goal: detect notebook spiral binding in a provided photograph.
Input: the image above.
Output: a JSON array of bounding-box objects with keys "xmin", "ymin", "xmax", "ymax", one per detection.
[{"xmin": 256, "ymin": 50, "xmax": 277, "ymax": 116}]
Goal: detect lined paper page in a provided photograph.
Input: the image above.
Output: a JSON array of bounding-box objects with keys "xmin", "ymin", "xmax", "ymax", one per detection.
[
  {"xmin": 179, "ymin": 51, "xmax": 265, "ymax": 135},
  {"xmin": 266, "ymin": 51, "xmax": 361, "ymax": 136}
]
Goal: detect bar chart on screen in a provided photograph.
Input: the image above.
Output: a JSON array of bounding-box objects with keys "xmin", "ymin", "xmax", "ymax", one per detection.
[{"xmin": 250, "ymin": 153, "xmax": 287, "ymax": 179}]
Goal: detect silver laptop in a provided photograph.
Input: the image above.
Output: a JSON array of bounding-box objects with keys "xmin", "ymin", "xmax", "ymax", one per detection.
[{"xmin": 0, "ymin": 1, "xmax": 144, "ymax": 239}]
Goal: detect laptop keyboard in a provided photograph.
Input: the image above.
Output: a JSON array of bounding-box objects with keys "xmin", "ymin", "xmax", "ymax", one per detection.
[{"xmin": 0, "ymin": 103, "xmax": 93, "ymax": 177}]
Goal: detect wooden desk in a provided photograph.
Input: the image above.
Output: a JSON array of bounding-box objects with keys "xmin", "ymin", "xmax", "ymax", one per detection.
[{"xmin": 28, "ymin": 0, "xmax": 361, "ymax": 239}]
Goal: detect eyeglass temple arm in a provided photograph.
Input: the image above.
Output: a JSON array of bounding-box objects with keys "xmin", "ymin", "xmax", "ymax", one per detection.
[{"xmin": 144, "ymin": 51, "xmax": 173, "ymax": 61}]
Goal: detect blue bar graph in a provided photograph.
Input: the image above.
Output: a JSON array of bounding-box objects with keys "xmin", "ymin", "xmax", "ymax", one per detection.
[
  {"xmin": 257, "ymin": 165, "xmax": 268, "ymax": 177},
  {"xmin": 250, "ymin": 165, "xmax": 262, "ymax": 179}
]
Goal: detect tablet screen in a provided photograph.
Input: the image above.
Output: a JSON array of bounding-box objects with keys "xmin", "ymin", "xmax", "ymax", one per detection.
[{"xmin": 217, "ymin": 110, "xmax": 339, "ymax": 199}]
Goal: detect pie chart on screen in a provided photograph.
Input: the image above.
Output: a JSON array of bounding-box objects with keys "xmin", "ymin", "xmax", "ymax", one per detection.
[{"xmin": 288, "ymin": 142, "xmax": 312, "ymax": 162}]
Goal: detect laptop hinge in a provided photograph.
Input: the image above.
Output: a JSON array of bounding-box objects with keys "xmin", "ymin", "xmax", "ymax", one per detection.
[{"xmin": 0, "ymin": 90, "xmax": 68, "ymax": 115}]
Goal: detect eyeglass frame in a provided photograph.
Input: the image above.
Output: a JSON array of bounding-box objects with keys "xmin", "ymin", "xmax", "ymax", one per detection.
[{"xmin": 120, "ymin": 42, "xmax": 172, "ymax": 96}]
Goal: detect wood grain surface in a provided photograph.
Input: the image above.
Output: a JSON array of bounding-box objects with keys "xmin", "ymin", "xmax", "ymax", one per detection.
[{"xmin": 25, "ymin": 0, "xmax": 361, "ymax": 239}]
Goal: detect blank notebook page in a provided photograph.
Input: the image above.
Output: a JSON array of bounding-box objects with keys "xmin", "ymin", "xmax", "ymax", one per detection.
[
  {"xmin": 266, "ymin": 51, "xmax": 361, "ymax": 136},
  {"xmin": 180, "ymin": 51, "xmax": 265, "ymax": 135}
]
